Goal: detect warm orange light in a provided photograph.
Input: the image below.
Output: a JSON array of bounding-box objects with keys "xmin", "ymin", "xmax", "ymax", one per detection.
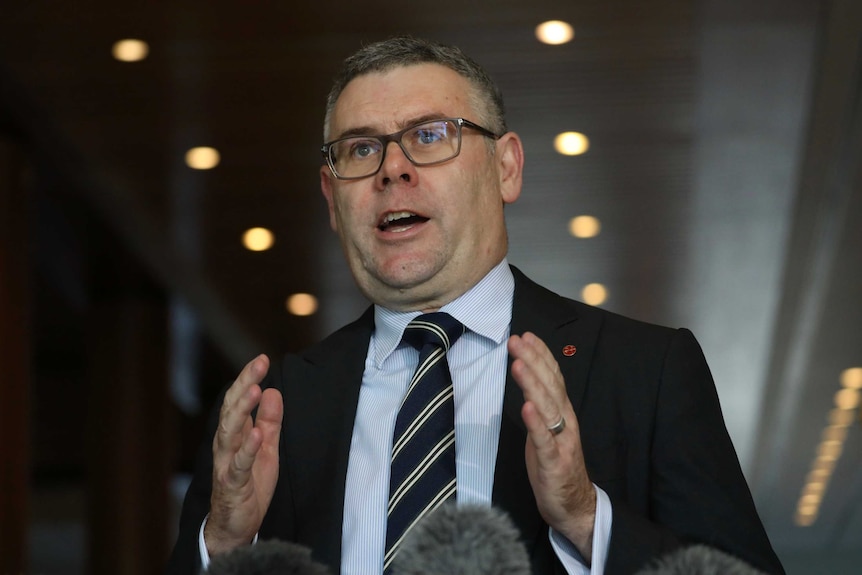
[
  {"xmin": 828, "ymin": 407, "xmax": 855, "ymax": 427},
  {"xmin": 821, "ymin": 425, "xmax": 848, "ymax": 443},
  {"xmin": 535, "ymin": 20, "xmax": 575, "ymax": 45},
  {"xmin": 817, "ymin": 440, "xmax": 842, "ymax": 460},
  {"xmin": 185, "ymin": 147, "xmax": 221, "ymax": 170},
  {"xmin": 554, "ymin": 132, "xmax": 590, "ymax": 156},
  {"xmin": 834, "ymin": 388, "xmax": 860, "ymax": 410},
  {"xmin": 840, "ymin": 367, "xmax": 862, "ymax": 389},
  {"xmin": 286, "ymin": 293, "xmax": 318, "ymax": 316},
  {"xmin": 795, "ymin": 510, "xmax": 816, "ymax": 526},
  {"xmin": 112, "ymin": 39, "xmax": 149, "ymax": 62},
  {"xmin": 582, "ymin": 283, "xmax": 607, "ymax": 306},
  {"xmin": 242, "ymin": 228, "xmax": 274, "ymax": 252},
  {"xmin": 569, "ymin": 215, "xmax": 601, "ymax": 238}
]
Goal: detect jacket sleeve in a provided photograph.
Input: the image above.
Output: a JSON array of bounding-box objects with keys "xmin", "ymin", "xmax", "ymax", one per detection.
[{"xmin": 163, "ymin": 387, "xmax": 225, "ymax": 575}]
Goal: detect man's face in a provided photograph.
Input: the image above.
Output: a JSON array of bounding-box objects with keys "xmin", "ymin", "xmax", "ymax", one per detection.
[{"xmin": 320, "ymin": 63, "xmax": 523, "ymax": 311}]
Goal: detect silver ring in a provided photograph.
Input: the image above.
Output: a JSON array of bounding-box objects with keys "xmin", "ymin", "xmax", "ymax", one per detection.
[{"xmin": 548, "ymin": 416, "xmax": 566, "ymax": 436}]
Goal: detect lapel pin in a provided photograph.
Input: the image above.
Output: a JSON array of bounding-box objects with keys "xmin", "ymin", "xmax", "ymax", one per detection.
[{"xmin": 562, "ymin": 345, "xmax": 577, "ymax": 357}]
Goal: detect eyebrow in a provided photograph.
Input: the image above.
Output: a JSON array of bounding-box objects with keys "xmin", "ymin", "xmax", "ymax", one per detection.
[{"xmin": 333, "ymin": 113, "xmax": 450, "ymax": 140}]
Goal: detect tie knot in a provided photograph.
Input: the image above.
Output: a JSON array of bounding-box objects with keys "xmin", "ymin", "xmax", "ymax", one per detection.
[{"xmin": 403, "ymin": 312, "xmax": 465, "ymax": 352}]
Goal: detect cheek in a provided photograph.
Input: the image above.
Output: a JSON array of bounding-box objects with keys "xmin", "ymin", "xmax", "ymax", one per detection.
[{"xmin": 334, "ymin": 195, "xmax": 366, "ymax": 242}]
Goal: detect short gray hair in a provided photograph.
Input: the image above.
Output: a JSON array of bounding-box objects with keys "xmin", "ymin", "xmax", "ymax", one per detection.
[{"xmin": 323, "ymin": 36, "xmax": 507, "ymax": 141}]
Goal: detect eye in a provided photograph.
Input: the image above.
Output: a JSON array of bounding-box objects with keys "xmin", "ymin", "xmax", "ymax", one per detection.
[
  {"xmin": 412, "ymin": 122, "xmax": 449, "ymax": 145},
  {"xmin": 348, "ymin": 138, "xmax": 381, "ymax": 159}
]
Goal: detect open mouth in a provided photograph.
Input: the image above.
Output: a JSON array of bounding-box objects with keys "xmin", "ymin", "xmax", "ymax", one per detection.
[{"xmin": 378, "ymin": 211, "xmax": 429, "ymax": 232}]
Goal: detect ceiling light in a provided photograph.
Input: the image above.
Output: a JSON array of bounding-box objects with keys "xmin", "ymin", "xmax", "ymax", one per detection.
[
  {"xmin": 813, "ymin": 455, "xmax": 836, "ymax": 473},
  {"xmin": 112, "ymin": 39, "xmax": 149, "ymax": 62},
  {"xmin": 799, "ymin": 492, "xmax": 822, "ymax": 506},
  {"xmin": 581, "ymin": 283, "xmax": 607, "ymax": 306},
  {"xmin": 821, "ymin": 425, "xmax": 848, "ymax": 443},
  {"xmin": 840, "ymin": 367, "xmax": 862, "ymax": 389},
  {"xmin": 834, "ymin": 388, "xmax": 860, "ymax": 410},
  {"xmin": 828, "ymin": 407, "xmax": 855, "ymax": 427},
  {"xmin": 554, "ymin": 132, "xmax": 590, "ymax": 156},
  {"xmin": 185, "ymin": 147, "xmax": 221, "ymax": 170},
  {"xmin": 535, "ymin": 20, "xmax": 575, "ymax": 45},
  {"xmin": 569, "ymin": 215, "xmax": 601, "ymax": 238},
  {"xmin": 817, "ymin": 441, "xmax": 842, "ymax": 460},
  {"xmin": 242, "ymin": 227, "xmax": 274, "ymax": 252},
  {"xmin": 806, "ymin": 467, "xmax": 829, "ymax": 485},
  {"xmin": 286, "ymin": 293, "xmax": 318, "ymax": 316},
  {"xmin": 795, "ymin": 512, "xmax": 816, "ymax": 526}
]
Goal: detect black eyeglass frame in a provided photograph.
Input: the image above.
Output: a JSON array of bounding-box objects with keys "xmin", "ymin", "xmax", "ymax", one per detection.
[{"xmin": 321, "ymin": 117, "xmax": 501, "ymax": 180}]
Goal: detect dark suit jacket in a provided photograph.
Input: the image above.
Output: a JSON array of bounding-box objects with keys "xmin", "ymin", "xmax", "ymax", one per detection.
[{"xmin": 167, "ymin": 267, "xmax": 784, "ymax": 575}]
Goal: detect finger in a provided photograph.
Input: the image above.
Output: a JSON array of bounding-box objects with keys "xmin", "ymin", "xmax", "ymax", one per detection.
[
  {"xmin": 521, "ymin": 400, "xmax": 562, "ymax": 455},
  {"xmin": 520, "ymin": 332, "xmax": 563, "ymax": 380},
  {"xmin": 223, "ymin": 354, "xmax": 270, "ymax": 409},
  {"xmin": 220, "ymin": 354, "xmax": 270, "ymax": 431},
  {"xmin": 509, "ymin": 335, "xmax": 567, "ymax": 425},
  {"xmin": 510, "ymin": 333, "xmax": 567, "ymax": 401},
  {"xmin": 256, "ymin": 388, "xmax": 284, "ymax": 456},
  {"xmin": 214, "ymin": 355, "xmax": 270, "ymax": 457},
  {"xmin": 228, "ymin": 426, "xmax": 263, "ymax": 484}
]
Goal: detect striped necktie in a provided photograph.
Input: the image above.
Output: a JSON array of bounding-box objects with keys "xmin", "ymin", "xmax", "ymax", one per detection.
[{"xmin": 383, "ymin": 312, "xmax": 465, "ymax": 572}]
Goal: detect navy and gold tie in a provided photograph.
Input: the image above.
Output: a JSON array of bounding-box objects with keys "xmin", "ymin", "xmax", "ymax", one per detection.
[{"xmin": 383, "ymin": 312, "xmax": 465, "ymax": 572}]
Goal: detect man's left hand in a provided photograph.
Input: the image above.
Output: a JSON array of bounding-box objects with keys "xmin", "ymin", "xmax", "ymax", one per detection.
[{"xmin": 508, "ymin": 331, "xmax": 596, "ymax": 562}]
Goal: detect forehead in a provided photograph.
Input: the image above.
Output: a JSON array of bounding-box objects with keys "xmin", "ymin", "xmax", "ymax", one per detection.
[{"xmin": 330, "ymin": 63, "xmax": 478, "ymax": 135}]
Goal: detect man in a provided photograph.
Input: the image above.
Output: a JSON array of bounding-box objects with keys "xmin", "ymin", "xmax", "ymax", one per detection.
[{"xmin": 167, "ymin": 36, "xmax": 784, "ymax": 575}]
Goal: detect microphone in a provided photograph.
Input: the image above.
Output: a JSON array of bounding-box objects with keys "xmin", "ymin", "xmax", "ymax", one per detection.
[
  {"xmin": 634, "ymin": 544, "xmax": 767, "ymax": 575},
  {"xmin": 204, "ymin": 539, "xmax": 331, "ymax": 575},
  {"xmin": 392, "ymin": 503, "xmax": 531, "ymax": 575}
]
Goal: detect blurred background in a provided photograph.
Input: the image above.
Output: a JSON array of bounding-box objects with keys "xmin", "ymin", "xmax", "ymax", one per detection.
[{"xmin": 1, "ymin": 0, "xmax": 860, "ymax": 573}]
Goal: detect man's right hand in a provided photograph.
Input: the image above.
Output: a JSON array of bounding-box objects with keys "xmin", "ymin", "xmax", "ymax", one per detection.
[{"xmin": 204, "ymin": 354, "xmax": 284, "ymax": 557}]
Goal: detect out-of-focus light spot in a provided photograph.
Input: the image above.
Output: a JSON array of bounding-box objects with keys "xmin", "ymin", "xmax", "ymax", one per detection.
[
  {"xmin": 834, "ymin": 387, "xmax": 860, "ymax": 410},
  {"xmin": 802, "ymin": 482, "xmax": 825, "ymax": 496},
  {"xmin": 817, "ymin": 441, "xmax": 842, "ymax": 460},
  {"xmin": 828, "ymin": 407, "xmax": 855, "ymax": 427},
  {"xmin": 535, "ymin": 20, "xmax": 575, "ymax": 45},
  {"xmin": 582, "ymin": 283, "xmax": 607, "ymax": 306},
  {"xmin": 242, "ymin": 227, "xmax": 274, "ymax": 252},
  {"xmin": 569, "ymin": 215, "xmax": 601, "ymax": 238},
  {"xmin": 821, "ymin": 425, "xmax": 848, "ymax": 443},
  {"xmin": 807, "ymin": 468, "xmax": 829, "ymax": 483},
  {"xmin": 840, "ymin": 367, "xmax": 862, "ymax": 389},
  {"xmin": 286, "ymin": 293, "xmax": 318, "ymax": 316},
  {"xmin": 554, "ymin": 132, "xmax": 590, "ymax": 156},
  {"xmin": 112, "ymin": 39, "xmax": 149, "ymax": 62},
  {"xmin": 797, "ymin": 501, "xmax": 819, "ymax": 514},
  {"xmin": 813, "ymin": 455, "xmax": 836, "ymax": 473},
  {"xmin": 186, "ymin": 147, "xmax": 220, "ymax": 170},
  {"xmin": 795, "ymin": 511, "xmax": 816, "ymax": 526},
  {"xmin": 799, "ymin": 493, "xmax": 821, "ymax": 506}
]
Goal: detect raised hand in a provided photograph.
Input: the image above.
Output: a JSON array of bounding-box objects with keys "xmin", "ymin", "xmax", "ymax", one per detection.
[
  {"xmin": 508, "ymin": 332, "xmax": 596, "ymax": 561},
  {"xmin": 204, "ymin": 354, "xmax": 284, "ymax": 556}
]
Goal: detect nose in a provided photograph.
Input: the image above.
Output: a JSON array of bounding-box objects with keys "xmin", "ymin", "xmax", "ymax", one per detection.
[{"xmin": 377, "ymin": 140, "xmax": 418, "ymax": 187}]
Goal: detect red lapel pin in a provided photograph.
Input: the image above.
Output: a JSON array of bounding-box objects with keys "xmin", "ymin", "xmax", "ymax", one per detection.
[{"xmin": 562, "ymin": 345, "xmax": 577, "ymax": 357}]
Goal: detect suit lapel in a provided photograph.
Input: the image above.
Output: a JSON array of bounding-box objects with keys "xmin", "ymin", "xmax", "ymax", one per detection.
[{"xmin": 280, "ymin": 307, "xmax": 374, "ymax": 567}]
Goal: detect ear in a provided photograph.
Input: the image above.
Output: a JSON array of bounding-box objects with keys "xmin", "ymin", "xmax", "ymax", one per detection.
[
  {"xmin": 496, "ymin": 132, "xmax": 524, "ymax": 204},
  {"xmin": 320, "ymin": 165, "xmax": 339, "ymax": 232}
]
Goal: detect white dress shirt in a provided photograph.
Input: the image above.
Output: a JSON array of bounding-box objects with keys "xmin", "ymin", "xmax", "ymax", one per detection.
[{"xmin": 339, "ymin": 260, "xmax": 612, "ymax": 574}]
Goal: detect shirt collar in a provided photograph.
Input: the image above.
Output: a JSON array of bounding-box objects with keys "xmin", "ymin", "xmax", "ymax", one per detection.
[{"xmin": 372, "ymin": 259, "xmax": 514, "ymax": 367}]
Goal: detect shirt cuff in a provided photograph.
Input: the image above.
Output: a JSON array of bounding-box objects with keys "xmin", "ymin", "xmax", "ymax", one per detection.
[
  {"xmin": 198, "ymin": 515, "xmax": 211, "ymax": 571},
  {"xmin": 548, "ymin": 483, "xmax": 612, "ymax": 575},
  {"xmin": 198, "ymin": 514, "xmax": 260, "ymax": 570}
]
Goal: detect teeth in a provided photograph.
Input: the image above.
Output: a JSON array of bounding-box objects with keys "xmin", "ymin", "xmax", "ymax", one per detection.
[{"xmin": 383, "ymin": 211, "xmax": 416, "ymax": 224}]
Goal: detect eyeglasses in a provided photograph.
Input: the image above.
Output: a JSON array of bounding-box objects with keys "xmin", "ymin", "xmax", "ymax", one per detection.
[{"xmin": 321, "ymin": 117, "xmax": 501, "ymax": 180}]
